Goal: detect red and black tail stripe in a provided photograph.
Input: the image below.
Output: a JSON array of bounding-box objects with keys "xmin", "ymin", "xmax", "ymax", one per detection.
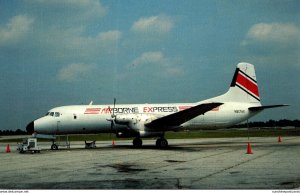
[{"xmin": 230, "ymin": 68, "xmax": 260, "ymax": 101}]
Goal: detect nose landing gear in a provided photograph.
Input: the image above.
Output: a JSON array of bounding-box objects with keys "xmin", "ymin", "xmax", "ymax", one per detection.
[{"xmin": 51, "ymin": 143, "xmax": 58, "ymax": 150}]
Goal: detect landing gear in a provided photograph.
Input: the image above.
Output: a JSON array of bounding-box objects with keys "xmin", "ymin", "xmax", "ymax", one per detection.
[
  {"xmin": 51, "ymin": 143, "xmax": 58, "ymax": 150},
  {"xmin": 133, "ymin": 138, "xmax": 142, "ymax": 148},
  {"xmin": 131, "ymin": 136, "xmax": 168, "ymax": 148},
  {"xmin": 156, "ymin": 138, "xmax": 168, "ymax": 148}
]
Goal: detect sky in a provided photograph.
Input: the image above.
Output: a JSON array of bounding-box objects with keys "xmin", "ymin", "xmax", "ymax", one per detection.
[{"xmin": 0, "ymin": 0, "xmax": 299, "ymax": 130}]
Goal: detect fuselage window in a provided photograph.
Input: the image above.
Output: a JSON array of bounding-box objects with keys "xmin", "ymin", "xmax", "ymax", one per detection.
[
  {"xmin": 55, "ymin": 112, "xmax": 60, "ymax": 117},
  {"xmin": 74, "ymin": 114, "xmax": 77, "ymax": 119}
]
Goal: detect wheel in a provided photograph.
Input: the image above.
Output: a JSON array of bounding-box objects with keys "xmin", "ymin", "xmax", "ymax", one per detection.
[
  {"xmin": 156, "ymin": 138, "xmax": 161, "ymax": 147},
  {"xmin": 133, "ymin": 138, "xmax": 142, "ymax": 148},
  {"xmin": 51, "ymin": 144, "xmax": 58, "ymax": 150},
  {"xmin": 156, "ymin": 138, "xmax": 168, "ymax": 148}
]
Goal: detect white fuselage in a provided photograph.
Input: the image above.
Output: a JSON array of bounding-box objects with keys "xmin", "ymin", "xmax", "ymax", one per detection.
[{"xmin": 33, "ymin": 101, "xmax": 259, "ymax": 135}]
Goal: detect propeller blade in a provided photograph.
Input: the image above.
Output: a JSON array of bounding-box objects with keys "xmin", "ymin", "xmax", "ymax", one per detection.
[
  {"xmin": 113, "ymin": 98, "xmax": 116, "ymax": 133},
  {"xmin": 108, "ymin": 98, "xmax": 117, "ymax": 134},
  {"xmin": 111, "ymin": 120, "xmax": 114, "ymax": 130},
  {"xmin": 112, "ymin": 98, "xmax": 116, "ymax": 118}
]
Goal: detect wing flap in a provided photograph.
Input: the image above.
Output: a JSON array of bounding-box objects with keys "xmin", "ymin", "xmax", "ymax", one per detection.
[{"xmin": 145, "ymin": 102, "xmax": 223, "ymax": 129}]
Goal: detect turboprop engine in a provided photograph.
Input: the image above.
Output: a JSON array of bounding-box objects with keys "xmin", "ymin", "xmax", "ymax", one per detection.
[{"xmin": 114, "ymin": 114, "xmax": 162, "ymax": 137}]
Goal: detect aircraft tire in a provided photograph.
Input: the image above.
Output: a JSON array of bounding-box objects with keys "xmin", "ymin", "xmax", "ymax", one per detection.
[
  {"xmin": 51, "ymin": 144, "xmax": 58, "ymax": 150},
  {"xmin": 133, "ymin": 138, "xmax": 142, "ymax": 148},
  {"xmin": 156, "ymin": 138, "xmax": 161, "ymax": 147},
  {"xmin": 156, "ymin": 138, "xmax": 168, "ymax": 149}
]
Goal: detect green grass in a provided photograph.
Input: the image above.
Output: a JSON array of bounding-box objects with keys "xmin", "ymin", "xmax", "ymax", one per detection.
[
  {"xmin": 166, "ymin": 129, "xmax": 300, "ymax": 139},
  {"xmin": 1, "ymin": 128, "xmax": 299, "ymax": 143}
]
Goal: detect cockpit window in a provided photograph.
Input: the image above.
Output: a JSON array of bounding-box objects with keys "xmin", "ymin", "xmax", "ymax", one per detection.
[
  {"xmin": 46, "ymin": 112, "xmax": 60, "ymax": 117},
  {"xmin": 46, "ymin": 112, "xmax": 50, "ymax": 116}
]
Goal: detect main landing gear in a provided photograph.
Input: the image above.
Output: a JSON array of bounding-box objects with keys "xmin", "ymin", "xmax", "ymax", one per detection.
[
  {"xmin": 156, "ymin": 137, "xmax": 168, "ymax": 148},
  {"xmin": 133, "ymin": 137, "xmax": 143, "ymax": 147},
  {"xmin": 132, "ymin": 137, "xmax": 169, "ymax": 148}
]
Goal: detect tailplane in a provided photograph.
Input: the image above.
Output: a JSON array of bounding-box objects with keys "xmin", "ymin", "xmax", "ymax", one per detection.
[{"xmin": 205, "ymin": 62, "xmax": 288, "ymax": 112}]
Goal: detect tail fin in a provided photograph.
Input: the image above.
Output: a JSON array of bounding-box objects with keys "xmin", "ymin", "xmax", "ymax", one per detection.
[{"xmin": 214, "ymin": 62, "xmax": 261, "ymax": 104}]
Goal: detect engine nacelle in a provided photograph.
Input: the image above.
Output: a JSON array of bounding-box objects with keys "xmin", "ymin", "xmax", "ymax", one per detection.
[
  {"xmin": 139, "ymin": 130, "xmax": 164, "ymax": 138},
  {"xmin": 116, "ymin": 130, "xmax": 137, "ymax": 138},
  {"xmin": 114, "ymin": 113, "xmax": 158, "ymax": 132},
  {"xmin": 115, "ymin": 130, "xmax": 163, "ymax": 138},
  {"xmin": 115, "ymin": 114, "xmax": 135, "ymax": 125}
]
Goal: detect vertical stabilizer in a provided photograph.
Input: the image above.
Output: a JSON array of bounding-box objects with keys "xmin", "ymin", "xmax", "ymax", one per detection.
[{"xmin": 212, "ymin": 63, "xmax": 261, "ymax": 104}]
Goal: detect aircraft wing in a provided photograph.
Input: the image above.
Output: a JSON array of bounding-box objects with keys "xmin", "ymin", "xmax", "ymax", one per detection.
[
  {"xmin": 249, "ymin": 104, "xmax": 289, "ymax": 111},
  {"xmin": 145, "ymin": 102, "xmax": 223, "ymax": 129}
]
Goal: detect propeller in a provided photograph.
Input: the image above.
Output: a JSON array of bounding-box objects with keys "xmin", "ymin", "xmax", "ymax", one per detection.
[
  {"xmin": 112, "ymin": 98, "xmax": 116, "ymax": 118},
  {"xmin": 107, "ymin": 98, "xmax": 117, "ymax": 134}
]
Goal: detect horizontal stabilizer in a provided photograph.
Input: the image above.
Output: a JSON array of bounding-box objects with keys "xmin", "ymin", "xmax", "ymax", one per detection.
[
  {"xmin": 146, "ymin": 102, "xmax": 223, "ymax": 128},
  {"xmin": 249, "ymin": 104, "xmax": 289, "ymax": 111}
]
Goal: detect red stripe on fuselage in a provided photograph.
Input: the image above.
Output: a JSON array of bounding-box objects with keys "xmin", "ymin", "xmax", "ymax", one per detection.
[
  {"xmin": 236, "ymin": 72, "xmax": 259, "ymax": 97},
  {"xmin": 84, "ymin": 108, "xmax": 101, "ymax": 114}
]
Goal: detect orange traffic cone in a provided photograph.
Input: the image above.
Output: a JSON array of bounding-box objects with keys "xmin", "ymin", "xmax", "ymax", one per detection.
[
  {"xmin": 278, "ymin": 136, "xmax": 282, "ymax": 143},
  {"xmin": 6, "ymin": 144, "xmax": 11, "ymax": 153},
  {"xmin": 246, "ymin": 142, "xmax": 253, "ymax": 154},
  {"xmin": 112, "ymin": 139, "xmax": 115, "ymax": 146}
]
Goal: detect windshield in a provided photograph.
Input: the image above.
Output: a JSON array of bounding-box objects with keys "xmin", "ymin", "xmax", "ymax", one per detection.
[{"xmin": 46, "ymin": 112, "xmax": 60, "ymax": 117}]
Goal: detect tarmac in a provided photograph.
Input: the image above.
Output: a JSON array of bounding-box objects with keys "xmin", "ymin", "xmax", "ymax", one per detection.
[{"xmin": 0, "ymin": 136, "xmax": 299, "ymax": 189}]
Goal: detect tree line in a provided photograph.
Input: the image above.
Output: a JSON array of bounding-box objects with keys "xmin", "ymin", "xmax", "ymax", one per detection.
[
  {"xmin": 0, "ymin": 129, "xmax": 27, "ymax": 135},
  {"xmin": 230, "ymin": 119, "xmax": 300, "ymax": 128}
]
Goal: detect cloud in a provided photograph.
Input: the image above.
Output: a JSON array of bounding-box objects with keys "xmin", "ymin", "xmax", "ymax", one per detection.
[
  {"xmin": 96, "ymin": 30, "xmax": 122, "ymax": 43},
  {"xmin": 242, "ymin": 22, "xmax": 300, "ymax": 45},
  {"xmin": 17, "ymin": 0, "xmax": 120, "ymax": 63},
  {"xmin": 57, "ymin": 63, "xmax": 96, "ymax": 82},
  {"xmin": 0, "ymin": 15, "xmax": 34, "ymax": 45},
  {"xmin": 132, "ymin": 51, "xmax": 164, "ymax": 66},
  {"xmin": 241, "ymin": 22, "xmax": 300, "ymax": 67},
  {"xmin": 25, "ymin": 0, "xmax": 106, "ymax": 27},
  {"xmin": 0, "ymin": 1, "xmax": 121, "ymax": 78},
  {"xmin": 21, "ymin": 26, "xmax": 122, "ymax": 65},
  {"xmin": 131, "ymin": 51, "xmax": 183, "ymax": 76},
  {"xmin": 131, "ymin": 15, "xmax": 174, "ymax": 34}
]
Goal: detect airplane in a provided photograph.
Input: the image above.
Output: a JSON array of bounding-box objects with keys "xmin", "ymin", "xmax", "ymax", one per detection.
[{"xmin": 26, "ymin": 62, "xmax": 288, "ymax": 149}]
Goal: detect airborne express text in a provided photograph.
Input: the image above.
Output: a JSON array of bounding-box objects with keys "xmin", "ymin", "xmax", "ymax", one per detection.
[{"xmin": 85, "ymin": 106, "xmax": 179, "ymax": 114}]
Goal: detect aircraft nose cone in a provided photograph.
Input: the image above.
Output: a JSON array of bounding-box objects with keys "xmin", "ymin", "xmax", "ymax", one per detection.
[{"xmin": 26, "ymin": 121, "xmax": 34, "ymax": 134}]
